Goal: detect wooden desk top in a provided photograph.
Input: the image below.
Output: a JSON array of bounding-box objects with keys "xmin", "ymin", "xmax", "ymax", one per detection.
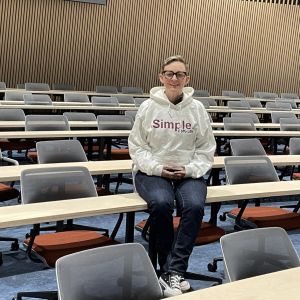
[
  {"xmin": 1, "ymin": 180, "xmax": 300, "ymax": 229},
  {"xmin": 0, "ymin": 129, "xmax": 299, "ymax": 139},
  {"xmin": 0, "ymin": 121, "xmax": 280, "ymax": 130},
  {"xmin": 0, "ymin": 102, "xmax": 138, "ymax": 111},
  {"xmin": 169, "ymin": 267, "xmax": 300, "ymax": 300},
  {"xmin": 0, "ymin": 155, "xmax": 299, "ymax": 182}
]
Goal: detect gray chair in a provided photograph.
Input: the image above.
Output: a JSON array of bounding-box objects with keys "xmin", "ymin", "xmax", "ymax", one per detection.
[
  {"xmin": 121, "ymin": 86, "xmax": 143, "ymax": 94},
  {"xmin": 116, "ymin": 95, "xmax": 135, "ymax": 105},
  {"xmin": 194, "ymin": 89, "xmax": 210, "ymax": 97},
  {"xmin": 64, "ymin": 93, "xmax": 90, "ymax": 103},
  {"xmin": 25, "ymin": 115, "xmax": 69, "ymax": 131},
  {"xmin": 36, "ymin": 140, "xmax": 88, "ymax": 164},
  {"xmin": 223, "ymin": 117, "xmax": 255, "ymax": 131},
  {"xmin": 91, "ymin": 96, "xmax": 119, "ymax": 106},
  {"xmin": 266, "ymin": 102, "xmax": 292, "ymax": 111},
  {"xmin": 5, "ymin": 91, "xmax": 32, "ymax": 101},
  {"xmin": 23, "ymin": 94, "xmax": 52, "ymax": 105},
  {"xmin": 96, "ymin": 85, "xmax": 118, "ymax": 94},
  {"xmin": 195, "ymin": 97, "xmax": 217, "ymax": 107},
  {"xmin": 125, "ymin": 110, "xmax": 137, "ymax": 122},
  {"xmin": 221, "ymin": 227, "xmax": 300, "ymax": 282},
  {"xmin": 0, "ymin": 82, "xmax": 6, "ymax": 89},
  {"xmin": 275, "ymin": 99, "xmax": 297, "ymax": 109},
  {"xmin": 248, "ymin": 99, "xmax": 263, "ymax": 108},
  {"xmin": 97, "ymin": 115, "xmax": 133, "ymax": 130},
  {"xmin": 222, "ymin": 156, "xmax": 300, "ymax": 230},
  {"xmin": 231, "ymin": 112, "xmax": 260, "ymax": 124},
  {"xmin": 281, "ymin": 93, "xmax": 298, "ymax": 99},
  {"xmin": 254, "ymin": 92, "xmax": 278, "ymax": 99},
  {"xmin": 228, "ymin": 100, "xmax": 250, "ymax": 110},
  {"xmin": 63, "ymin": 112, "xmax": 97, "ymax": 122},
  {"xmin": 271, "ymin": 112, "xmax": 296, "ymax": 123},
  {"xmin": 56, "ymin": 243, "xmax": 163, "ymax": 300},
  {"xmin": 134, "ymin": 97, "xmax": 147, "ymax": 107},
  {"xmin": 280, "ymin": 118, "xmax": 300, "ymax": 131},
  {"xmin": 288, "ymin": 138, "xmax": 300, "ymax": 180},
  {"xmin": 14, "ymin": 166, "xmax": 118, "ymax": 300},
  {"xmin": 196, "ymin": 98, "xmax": 210, "ymax": 109},
  {"xmin": 25, "ymin": 83, "xmax": 50, "ymax": 91},
  {"xmin": 16, "ymin": 83, "xmax": 25, "ymax": 89},
  {"xmin": 0, "ymin": 108, "xmax": 25, "ymax": 122},
  {"xmin": 52, "ymin": 83, "xmax": 75, "ymax": 91},
  {"xmin": 230, "ymin": 138, "xmax": 266, "ymax": 156},
  {"xmin": 222, "ymin": 90, "xmax": 244, "ymax": 98}
]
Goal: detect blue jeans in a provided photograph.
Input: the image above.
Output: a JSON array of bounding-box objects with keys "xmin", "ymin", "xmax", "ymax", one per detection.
[{"xmin": 135, "ymin": 171, "xmax": 207, "ymax": 274}]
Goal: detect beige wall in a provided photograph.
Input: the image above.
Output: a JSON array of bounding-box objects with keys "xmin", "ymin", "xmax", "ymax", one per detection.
[{"xmin": 0, "ymin": 0, "xmax": 299, "ymax": 95}]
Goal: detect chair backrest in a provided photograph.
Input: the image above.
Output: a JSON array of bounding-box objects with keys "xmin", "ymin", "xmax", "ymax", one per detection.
[
  {"xmin": 228, "ymin": 100, "xmax": 250, "ymax": 110},
  {"xmin": 91, "ymin": 96, "xmax": 119, "ymax": 106},
  {"xmin": 289, "ymin": 138, "xmax": 300, "ymax": 155},
  {"xmin": 115, "ymin": 95, "xmax": 135, "ymax": 105},
  {"xmin": 121, "ymin": 87, "xmax": 143, "ymax": 94},
  {"xmin": 224, "ymin": 156, "xmax": 279, "ymax": 184},
  {"xmin": 17, "ymin": 83, "xmax": 25, "ymax": 89},
  {"xmin": 230, "ymin": 138, "xmax": 266, "ymax": 156},
  {"xmin": 254, "ymin": 92, "xmax": 278, "ymax": 99},
  {"xmin": 125, "ymin": 110, "xmax": 137, "ymax": 122},
  {"xmin": 56, "ymin": 243, "xmax": 162, "ymax": 300},
  {"xmin": 21, "ymin": 166, "xmax": 97, "ymax": 204},
  {"xmin": 97, "ymin": 115, "xmax": 133, "ymax": 130},
  {"xmin": 25, "ymin": 83, "xmax": 50, "ymax": 91},
  {"xmin": 220, "ymin": 227, "xmax": 300, "ymax": 282},
  {"xmin": 0, "ymin": 82, "xmax": 6, "ymax": 89},
  {"xmin": 25, "ymin": 115, "xmax": 70, "ymax": 131},
  {"xmin": 279, "ymin": 118, "xmax": 300, "ymax": 131},
  {"xmin": 248, "ymin": 99, "xmax": 263, "ymax": 108},
  {"xmin": 270, "ymin": 112, "xmax": 296, "ymax": 123},
  {"xmin": 194, "ymin": 89, "xmax": 210, "ymax": 97},
  {"xmin": 96, "ymin": 85, "xmax": 118, "ymax": 94},
  {"xmin": 37, "ymin": 140, "xmax": 88, "ymax": 164},
  {"xmin": 134, "ymin": 97, "xmax": 147, "ymax": 107},
  {"xmin": 0, "ymin": 108, "xmax": 25, "ymax": 121},
  {"xmin": 63, "ymin": 112, "xmax": 96, "ymax": 121},
  {"xmin": 196, "ymin": 98, "xmax": 210, "ymax": 109},
  {"xmin": 23, "ymin": 94, "xmax": 52, "ymax": 105},
  {"xmin": 64, "ymin": 93, "xmax": 90, "ymax": 103},
  {"xmin": 266, "ymin": 102, "xmax": 292, "ymax": 111},
  {"xmin": 231, "ymin": 112, "xmax": 260, "ymax": 123},
  {"xmin": 223, "ymin": 117, "xmax": 255, "ymax": 131},
  {"xmin": 52, "ymin": 83, "xmax": 75, "ymax": 91},
  {"xmin": 222, "ymin": 90, "xmax": 244, "ymax": 98},
  {"xmin": 275, "ymin": 99, "xmax": 297, "ymax": 109},
  {"xmin": 5, "ymin": 91, "xmax": 32, "ymax": 101},
  {"xmin": 207, "ymin": 98, "xmax": 217, "ymax": 106},
  {"xmin": 281, "ymin": 93, "xmax": 298, "ymax": 99}
]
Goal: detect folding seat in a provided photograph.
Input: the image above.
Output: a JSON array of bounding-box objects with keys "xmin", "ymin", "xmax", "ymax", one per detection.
[
  {"xmin": 64, "ymin": 93, "xmax": 90, "ymax": 103},
  {"xmin": 228, "ymin": 100, "xmax": 250, "ymax": 110},
  {"xmin": 280, "ymin": 92, "xmax": 298, "ymax": 99},
  {"xmin": 223, "ymin": 117, "xmax": 255, "ymax": 131},
  {"xmin": 52, "ymin": 83, "xmax": 75, "ymax": 91},
  {"xmin": 266, "ymin": 102, "xmax": 292, "ymax": 111},
  {"xmin": 96, "ymin": 85, "xmax": 118, "ymax": 94},
  {"xmin": 121, "ymin": 86, "xmax": 143, "ymax": 94},
  {"xmin": 275, "ymin": 98, "xmax": 297, "ymax": 109},
  {"xmin": 222, "ymin": 90, "xmax": 244, "ymax": 98},
  {"xmin": 91, "ymin": 96, "xmax": 119, "ymax": 106},
  {"xmin": 115, "ymin": 95, "xmax": 135, "ymax": 105},
  {"xmin": 25, "ymin": 83, "xmax": 50, "ymax": 91},
  {"xmin": 193, "ymin": 89, "xmax": 210, "ymax": 97},
  {"xmin": 5, "ymin": 91, "xmax": 32, "ymax": 101},
  {"xmin": 23, "ymin": 94, "xmax": 52, "ymax": 105},
  {"xmin": 134, "ymin": 97, "xmax": 147, "ymax": 106}
]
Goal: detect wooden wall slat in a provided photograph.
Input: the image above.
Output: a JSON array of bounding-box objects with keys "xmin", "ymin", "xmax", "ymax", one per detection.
[{"xmin": 0, "ymin": 0, "xmax": 299, "ymax": 96}]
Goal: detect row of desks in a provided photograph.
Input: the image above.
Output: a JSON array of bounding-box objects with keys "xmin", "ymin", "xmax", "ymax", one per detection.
[{"xmin": 0, "ymin": 155, "xmax": 299, "ymax": 182}]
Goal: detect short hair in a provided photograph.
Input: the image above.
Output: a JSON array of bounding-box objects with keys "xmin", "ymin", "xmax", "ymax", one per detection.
[{"xmin": 160, "ymin": 55, "xmax": 189, "ymax": 74}]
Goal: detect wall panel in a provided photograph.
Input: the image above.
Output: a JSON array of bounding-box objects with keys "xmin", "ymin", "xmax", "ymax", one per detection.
[{"xmin": 0, "ymin": 0, "xmax": 298, "ymax": 95}]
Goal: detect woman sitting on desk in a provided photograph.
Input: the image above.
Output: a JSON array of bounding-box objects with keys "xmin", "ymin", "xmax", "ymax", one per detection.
[{"xmin": 128, "ymin": 55, "xmax": 216, "ymax": 297}]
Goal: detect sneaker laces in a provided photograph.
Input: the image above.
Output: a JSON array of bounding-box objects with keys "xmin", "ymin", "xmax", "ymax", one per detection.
[{"xmin": 170, "ymin": 274, "xmax": 182, "ymax": 290}]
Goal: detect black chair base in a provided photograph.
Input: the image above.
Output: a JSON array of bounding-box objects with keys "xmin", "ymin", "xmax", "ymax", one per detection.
[{"xmin": 13, "ymin": 291, "xmax": 58, "ymax": 300}]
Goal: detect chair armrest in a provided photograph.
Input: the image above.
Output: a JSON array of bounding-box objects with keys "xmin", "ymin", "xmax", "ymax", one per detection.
[{"xmin": 1, "ymin": 156, "xmax": 19, "ymax": 166}]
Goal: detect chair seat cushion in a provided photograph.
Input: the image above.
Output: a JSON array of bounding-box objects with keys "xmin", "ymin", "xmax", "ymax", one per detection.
[
  {"xmin": 24, "ymin": 230, "xmax": 119, "ymax": 267},
  {"xmin": 105, "ymin": 149, "xmax": 130, "ymax": 160},
  {"xmin": 292, "ymin": 173, "xmax": 300, "ymax": 180},
  {"xmin": 0, "ymin": 183, "xmax": 19, "ymax": 201},
  {"xmin": 136, "ymin": 218, "xmax": 225, "ymax": 246},
  {"xmin": 229, "ymin": 207, "xmax": 300, "ymax": 230}
]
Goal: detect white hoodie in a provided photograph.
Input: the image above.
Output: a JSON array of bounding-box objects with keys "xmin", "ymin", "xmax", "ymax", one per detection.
[{"xmin": 128, "ymin": 86, "xmax": 216, "ymax": 178}]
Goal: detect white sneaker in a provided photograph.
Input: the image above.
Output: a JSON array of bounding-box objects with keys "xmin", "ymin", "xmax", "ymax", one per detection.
[
  {"xmin": 179, "ymin": 277, "xmax": 191, "ymax": 292},
  {"xmin": 159, "ymin": 272, "xmax": 182, "ymax": 297}
]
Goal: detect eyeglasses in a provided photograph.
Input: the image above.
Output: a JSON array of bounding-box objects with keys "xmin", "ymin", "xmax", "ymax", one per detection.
[{"xmin": 162, "ymin": 71, "xmax": 187, "ymax": 80}]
